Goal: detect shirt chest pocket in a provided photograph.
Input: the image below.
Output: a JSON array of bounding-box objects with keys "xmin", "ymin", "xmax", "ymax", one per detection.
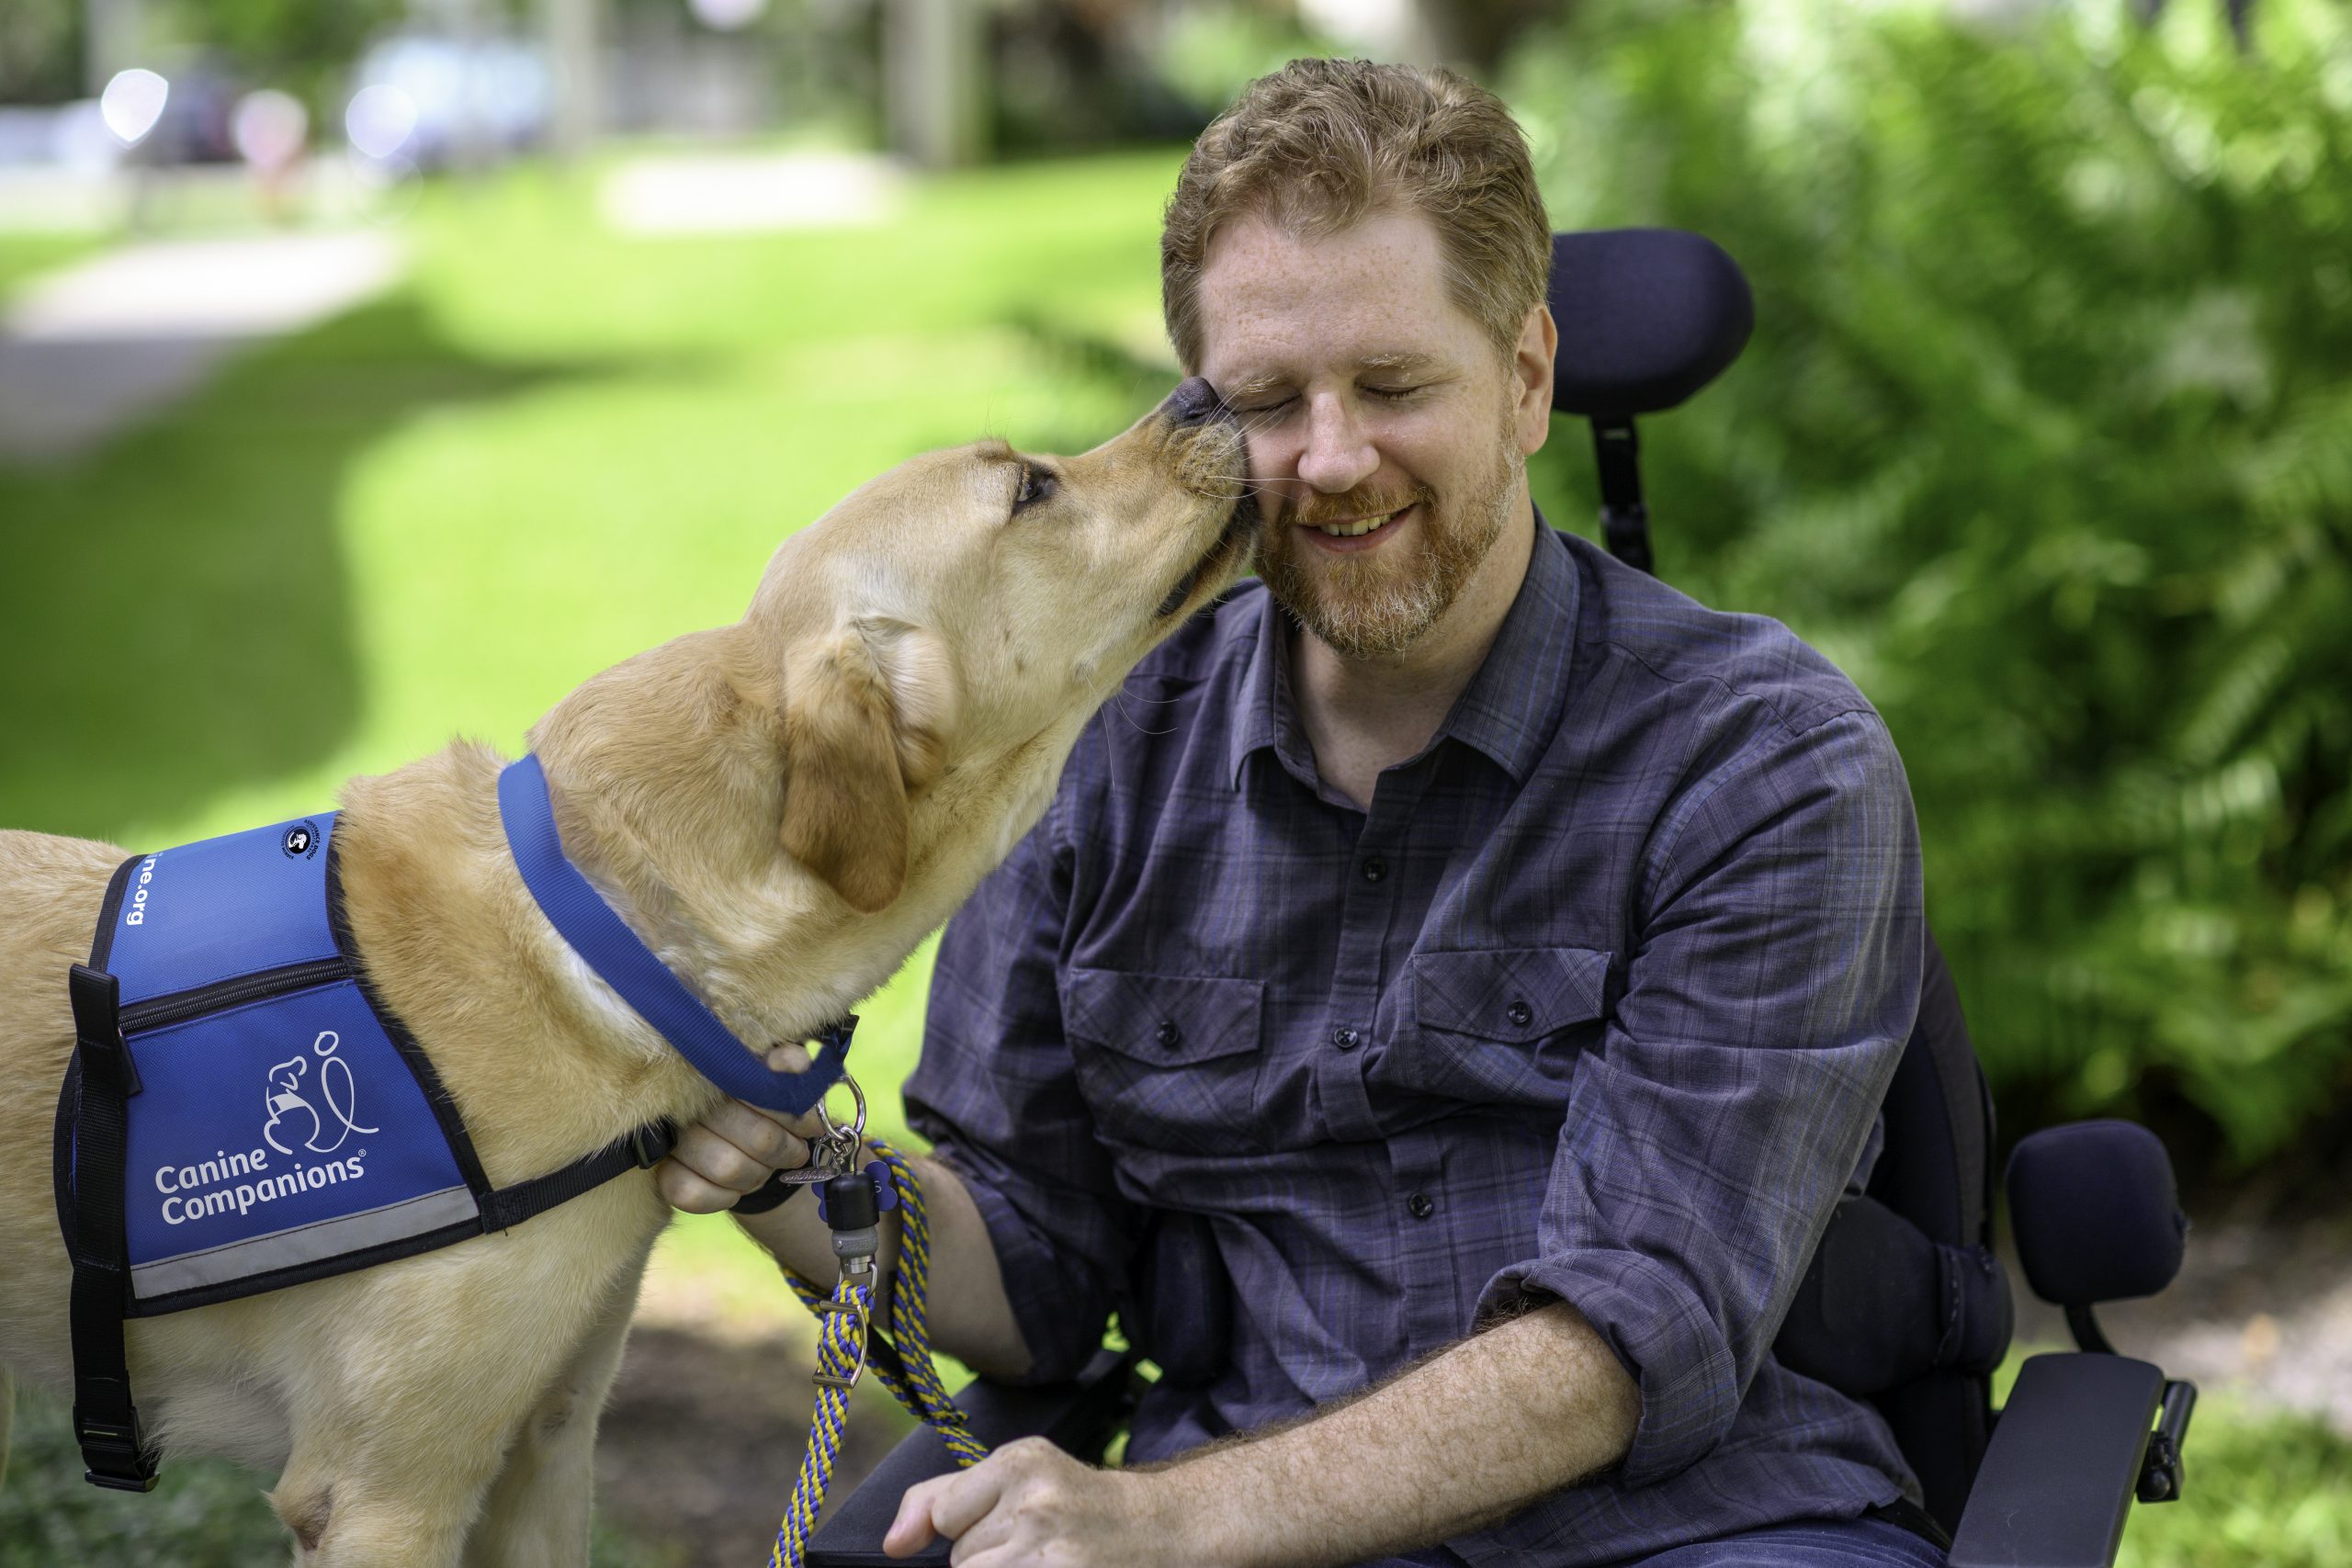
[
  {"xmin": 1061, "ymin": 967, "xmax": 1266, "ymax": 1156},
  {"xmin": 1382, "ymin": 946, "xmax": 1614, "ymax": 1111}
]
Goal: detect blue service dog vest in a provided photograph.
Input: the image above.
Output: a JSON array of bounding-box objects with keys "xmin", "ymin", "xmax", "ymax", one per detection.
[
  {"xmin": 52, "ymin": 811, "xmax": 678, "ymax": 1491},
  {"xmin": 79, "ymin": 813, "xmax": 485, "ymax": 1307},
  {"xmin": 57, "ymin": 778, "xmax": 854, "ymax": 1493}
]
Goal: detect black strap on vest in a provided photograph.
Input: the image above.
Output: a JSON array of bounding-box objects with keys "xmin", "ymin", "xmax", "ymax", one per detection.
[
  {"xmin": 62, "ymin": 963, "xmax": 159, "ymax": 1492},
  {"xmin": 477, "ymin": 1118, "xmax": 679, "ymax": 1233}
]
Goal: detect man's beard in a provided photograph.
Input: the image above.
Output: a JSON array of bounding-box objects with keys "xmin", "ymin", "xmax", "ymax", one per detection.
[{"xmin": 1254, "ymin": 413, "xmax": 1521, "ymax": 660}]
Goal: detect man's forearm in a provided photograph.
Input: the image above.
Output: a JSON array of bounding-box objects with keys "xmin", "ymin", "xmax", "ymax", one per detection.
[
  {"xmin": 1150, "ymin": 1300, "xmax": 1641, "ymax": 1567},
  {"xmin": 729, "ymin": 1151, "xmax": 1035, "ymax": 1379}
]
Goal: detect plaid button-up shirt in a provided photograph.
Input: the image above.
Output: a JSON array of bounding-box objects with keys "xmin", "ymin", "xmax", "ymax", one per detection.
[{"xmin": 905, "ymin": 512, "xmax": 1926, "ymax": 1565}]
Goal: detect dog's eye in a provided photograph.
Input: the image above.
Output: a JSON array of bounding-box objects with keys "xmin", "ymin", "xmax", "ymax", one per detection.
[{"xmin": 1013, "ymin": 463, "xmax": 1057, "ymax": 513}]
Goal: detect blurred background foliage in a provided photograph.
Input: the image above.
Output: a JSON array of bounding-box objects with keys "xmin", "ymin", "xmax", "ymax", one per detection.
[{"xmin": 1510, "ymin": 0, "xmax": 2352, "ymax": 1170}]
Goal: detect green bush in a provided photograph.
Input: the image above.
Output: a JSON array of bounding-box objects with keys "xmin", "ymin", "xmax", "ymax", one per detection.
[{"xmin": 1508, "ymin": 0, "xmax": 2352, "ymax": 1162}]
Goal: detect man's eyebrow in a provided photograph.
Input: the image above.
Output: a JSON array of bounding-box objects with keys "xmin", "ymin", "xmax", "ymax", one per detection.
[
  {"xmin": 1219, "ymin": 352, "xmax": 1450, "ymax": 399},
  {"xmin": 1357, "ymin": 351, "xmax": 1448, "ymax": 376}
]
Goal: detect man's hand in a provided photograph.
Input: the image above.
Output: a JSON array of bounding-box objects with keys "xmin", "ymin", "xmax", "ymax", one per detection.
[
  {"xmin": 884, "ymin": 1438, "xmax": 1189, "ymax": 1567},
  {"xmin": 655, "ymin": 1044, "xmax": 825, "ymax": 1213},
  {"xmin": 654, "ymin": 1059, "xmax": 1038, "ymax": 1380},
  {"xmin": 877, "ymin": 1302, "xmax": 1637, "ymax": 1568}
]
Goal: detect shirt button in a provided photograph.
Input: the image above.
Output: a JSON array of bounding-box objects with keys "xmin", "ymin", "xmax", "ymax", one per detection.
[
  {"xmin": 1361, "ymin": 856, "xmax": 1387, "ymax": 884},
  {"xmin": 1507, "ymin": 999, "xmax": 1533, "ymax": 1028},
  {"xmin": 1407, "ymin": 1191, "xmax": 1436, "ymax": 1220},
  {"xmin": 1155, "ymin": 1019, "xmax": 1181, "ymax": 1049},
  {"xmin": 1331, "ymin": 1026, "xmax": 1362, "ymax": 1052}
]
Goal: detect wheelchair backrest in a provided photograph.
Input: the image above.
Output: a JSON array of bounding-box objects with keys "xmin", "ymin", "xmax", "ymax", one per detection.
[{"xmin": 1548, "ymin": 233, "xmax": 2013, "ymax": 1530}]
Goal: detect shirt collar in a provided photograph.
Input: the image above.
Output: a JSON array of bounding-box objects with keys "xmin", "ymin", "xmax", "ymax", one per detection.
[{"xmin": 1226, "ymin": 503, "xmax": 1580, "ymax": 792}]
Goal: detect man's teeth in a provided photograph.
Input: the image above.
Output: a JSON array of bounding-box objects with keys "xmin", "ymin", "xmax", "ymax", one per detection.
[{"xmin": 1316, "ymin": 507, "xmax": 1403, "ymax": 537}]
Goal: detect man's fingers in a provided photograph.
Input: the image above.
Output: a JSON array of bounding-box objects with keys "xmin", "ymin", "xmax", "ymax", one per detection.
[
  {"xmin": 887, "ymin": 1460, "xmax": 1017, "ymax": 1558},
  {"xmin": 699, "ymin": 1098, "xmax": 817, "ymax": 1168},
  {"xmin": 886, "ymin": 1468, "xmax": 984, "ymax": 1558},
  {"xmin": 880, "ymin": 1487, "xmax": 934, "ymax": 1559},
  {"xmin": 668, "ymin": 1122, "xmax": 782, "ymax": 1195},
  {"xmin": 922, "ymin": 1466, "xmax": 1006, "ymax": 1551},
  {"xmin": 764, "ymin": 1041, "xmax": 814, "ymax": 1074},
  {"xmin": 652, "ymin": 1157, "xmax": 744, "ymax": 1216}
]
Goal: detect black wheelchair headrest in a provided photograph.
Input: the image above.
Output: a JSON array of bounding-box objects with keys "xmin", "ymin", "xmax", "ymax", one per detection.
[
  {"xmin": 2007, "ymin": 1120, "xmax": 2189, "ymax": 1307},
  {"xmin": 1548, "ymin": 229, "xmax": 1754, "ymax": 420}
]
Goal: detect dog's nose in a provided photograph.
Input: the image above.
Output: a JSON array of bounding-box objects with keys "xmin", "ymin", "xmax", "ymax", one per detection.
[{"xmin": 1162, "ymin": 376, "xmax": 1224, "ymax": 428}]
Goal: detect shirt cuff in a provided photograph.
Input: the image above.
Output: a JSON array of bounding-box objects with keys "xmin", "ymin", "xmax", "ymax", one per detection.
[
  {"xmin": 1479, "ymin": 1248, "xmax": 1740, "ymax": 1490},
  {"xmin": 927, "ymin": 1143, "xmax": 1116, "ymax": 1386}
]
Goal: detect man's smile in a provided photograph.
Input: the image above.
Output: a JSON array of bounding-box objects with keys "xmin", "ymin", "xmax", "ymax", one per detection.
[{"xmin": 1295, "ymin": 500, "xmax": 1418, "ymax": 554}]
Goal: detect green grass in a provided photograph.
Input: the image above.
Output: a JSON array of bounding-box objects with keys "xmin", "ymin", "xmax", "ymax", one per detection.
[
  {"xmin": 2119, "ymin": 1393, "xmax": 2352, "ymax": 1567},
  {"xmin": 0, "ymin": 233, "xmax": 104, "ymax": 305}
]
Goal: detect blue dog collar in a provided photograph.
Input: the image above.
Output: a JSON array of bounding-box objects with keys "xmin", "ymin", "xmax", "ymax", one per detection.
[{"xmin": 497, "ymin": 753, "xmax": 853, "ymax": 1115}]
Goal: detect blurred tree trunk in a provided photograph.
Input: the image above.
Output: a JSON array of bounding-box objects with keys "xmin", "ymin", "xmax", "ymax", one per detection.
[
  {"xmin": 1418, "ymin": 0, "xmax": 1578, "ymax": 72},
  {"xmin": 83, "ymin": 0, "xmax": 137, "ymax": 93},
  {"xmin": 542, "ymin": 0, "xmax": 602, "ymax": 162},
  {"xmin": 885, "ymin": 0, "xmax": 987, "ymax": 166}
]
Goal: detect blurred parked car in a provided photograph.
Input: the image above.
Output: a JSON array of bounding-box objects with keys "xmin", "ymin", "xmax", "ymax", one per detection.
[{"xmin": 347, "ymin": 31, "xmax": 552, "ymax": 167}]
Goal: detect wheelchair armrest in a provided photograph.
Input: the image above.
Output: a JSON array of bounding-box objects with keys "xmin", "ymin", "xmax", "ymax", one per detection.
[
  {"xmin": 805, "ymin": 1348, "xmax": 1145, "ymax": 1568},
  {"xmin": 1948, "ymin": 1352, "xmax": 2166, "ymax": 1568}
]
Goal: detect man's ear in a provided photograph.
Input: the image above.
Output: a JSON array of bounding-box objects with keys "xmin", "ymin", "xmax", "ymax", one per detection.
[{"xmin": 777, "ymin": 621, "xmax": 956, "ymax": 915}]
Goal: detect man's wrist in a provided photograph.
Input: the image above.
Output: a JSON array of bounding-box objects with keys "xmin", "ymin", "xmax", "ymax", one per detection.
[{"xmin": 1121, "ymin": 1464, "xmax": 1221, "ymax": 1568}]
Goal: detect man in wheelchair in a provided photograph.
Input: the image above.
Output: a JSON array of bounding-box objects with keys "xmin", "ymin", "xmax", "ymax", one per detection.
[{"xmin": 660, "ymin": 57, "xmax": 2188, "ymax": 1568}]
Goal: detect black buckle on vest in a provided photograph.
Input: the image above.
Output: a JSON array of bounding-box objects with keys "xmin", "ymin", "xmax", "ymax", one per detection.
[
  {"xmin": 68, "ymin": 965, "xmax": 139, "ymax": 1096},
  {"xmin": 74, "ymin": 1406, "xmax": 159, "ymax": 1492},
  {"xmin": 628, "ymin": 1119, "xmax": 678, "ymax": 1169}
]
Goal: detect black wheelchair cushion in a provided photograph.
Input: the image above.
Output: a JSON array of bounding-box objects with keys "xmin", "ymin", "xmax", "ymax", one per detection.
[
  {"xmin": 1547, "ymin": 229, "xmax": 1754, "ymax": 419},
  {"xmin": 1777, "ymin": 1192, "xmax": 2012, "ymax": 1396},
  {"xmin": 2007, "ymin": 1120, "xmax": 2188, "ymax": 1306}
]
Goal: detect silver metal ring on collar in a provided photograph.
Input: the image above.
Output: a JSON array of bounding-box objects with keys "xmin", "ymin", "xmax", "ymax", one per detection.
[{"xmin": 816, "ymin": 1072, "xmax": 867, "ymax": 1145}]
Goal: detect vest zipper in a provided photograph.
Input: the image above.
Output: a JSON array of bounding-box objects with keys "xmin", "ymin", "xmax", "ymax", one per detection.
[{"xmin": 119, "ymin": 956, "xmax": 354, "ymax": 1034}]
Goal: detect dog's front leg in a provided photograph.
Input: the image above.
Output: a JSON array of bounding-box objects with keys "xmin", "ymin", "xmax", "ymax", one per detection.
[
  {"xmin": 461, "ymin": 1239, "xmax": 651, "ymax": 1568},
  {"xmin": 263, "ymin": 1235, "xmax": 648, "ymax": 1567}
]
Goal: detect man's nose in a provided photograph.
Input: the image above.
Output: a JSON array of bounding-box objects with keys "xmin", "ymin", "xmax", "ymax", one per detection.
[
  {"xmin": 1296, "ymin": 392, "xmax": 1377, "ymax": 494},
  {"xmin": 1162, "ymin": 376, "xmax": 1225, "ymax": 427}
]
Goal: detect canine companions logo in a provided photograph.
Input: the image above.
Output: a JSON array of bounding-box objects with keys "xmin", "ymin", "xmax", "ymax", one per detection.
[
  {"xmin": 282, "ymin": 820, "xmax": 321, "ymax": 859},
  {"xmin": 264, "ymin": 1030, "xmax": 377, "ymax": 1156},
  {"xmin": 153, "ymin": 1030, "xmax": 379, "ymax": 1226}
]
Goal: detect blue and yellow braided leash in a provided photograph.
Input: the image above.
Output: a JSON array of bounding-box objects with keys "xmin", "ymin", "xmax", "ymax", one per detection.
[{"xmin": 772, "ymin": 1140, "xmax": 988, "ymax": 1568}]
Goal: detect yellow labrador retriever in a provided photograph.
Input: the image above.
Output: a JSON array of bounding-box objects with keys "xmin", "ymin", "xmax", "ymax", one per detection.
[{"xmin": 0, "ymin": 379, "xmax": 1252, "ymax": 1564}]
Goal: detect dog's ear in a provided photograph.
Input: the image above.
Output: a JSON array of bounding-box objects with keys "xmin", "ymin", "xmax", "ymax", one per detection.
[{"xmin": 778, "ymin": 621, "xmax": 956, "ymax": 914}]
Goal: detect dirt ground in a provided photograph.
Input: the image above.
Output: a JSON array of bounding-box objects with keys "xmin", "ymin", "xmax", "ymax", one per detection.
[{"xmin": 596, "ymin": 1325, "xmax": 911, "ymax": 1568}]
